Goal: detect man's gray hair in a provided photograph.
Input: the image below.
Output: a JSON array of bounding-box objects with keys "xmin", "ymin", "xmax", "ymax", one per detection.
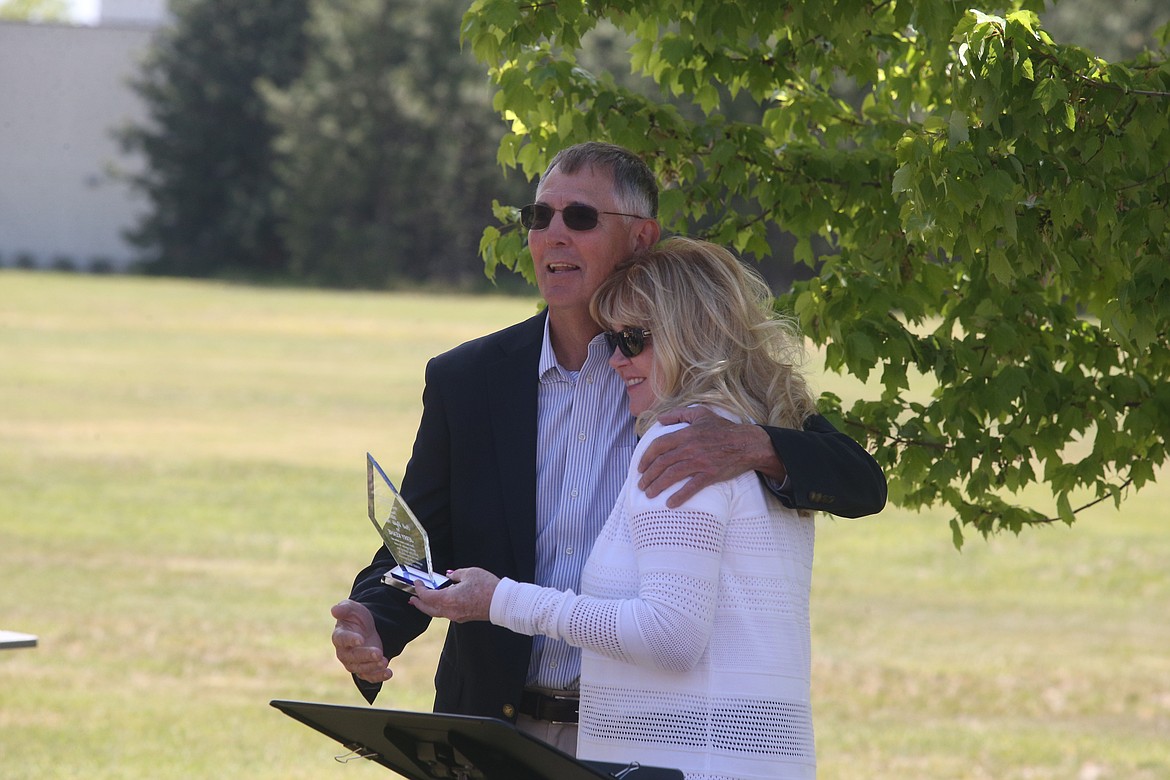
[{"xmin": 540, "ymin": 142, "xmax": 658, "ymax": 219}]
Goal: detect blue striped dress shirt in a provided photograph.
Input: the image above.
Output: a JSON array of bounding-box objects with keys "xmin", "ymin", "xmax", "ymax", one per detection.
[{"xmin": 530, "ymin": 320, "xmax": 637, "ymax": 690}]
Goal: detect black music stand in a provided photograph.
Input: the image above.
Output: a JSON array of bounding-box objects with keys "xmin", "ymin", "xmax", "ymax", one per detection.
[{"xmin": 271, "ymin": 699, "xmax": 682, "ymax": 780}]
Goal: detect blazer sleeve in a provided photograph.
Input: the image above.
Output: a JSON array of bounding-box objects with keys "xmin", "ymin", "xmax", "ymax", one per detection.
[
  {"xmin": 344, "ymin": 312, "xmax": 544, "ymax": 707},
  {"xmin": 346, "ymin": 353, "xmax": 457, "ymax": 702},
  {"xmin": 761, "ymin": 413, "xmax": 887, "ymax": 518}
]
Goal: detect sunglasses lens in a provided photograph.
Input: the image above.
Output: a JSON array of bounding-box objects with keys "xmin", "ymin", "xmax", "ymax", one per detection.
[
  {"xmin": 519, "ymin": 204, "xmax": 602, "ymax": 231},
  {"xmin": 624, "ymin": 330, "xmax": 645, "ymax": 356},
  {"xmin": 561, "ymin": 205, "xmax": 601, "ymax": 231},
  {"xmin": 605, "ymin": 329, "xmax": 646, "ymax": 358},
  {"xmin": 520, "ymin": 204, "xmax": 553, "ymax": 230}
]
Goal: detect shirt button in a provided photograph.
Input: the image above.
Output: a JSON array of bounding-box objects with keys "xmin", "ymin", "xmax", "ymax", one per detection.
[
  {"xmin": 570, "ymin": 488, "xmax": 578, "ymax": 498},
  {"xmin": 549, "ymin": 661, "xmax": 558, "ymax": 669},
  {"xmin": 577, "ymin": 432, "xmax": 587, "ymax": 441},
  {"xmin": 565, "ymin": 546, "xmax": 574, "ymax": 555}
]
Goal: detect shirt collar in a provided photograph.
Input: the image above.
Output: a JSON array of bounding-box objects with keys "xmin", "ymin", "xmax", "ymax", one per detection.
[{"xmin": 538, "ymin": 316, "xmax": 611, "ymax": 382}]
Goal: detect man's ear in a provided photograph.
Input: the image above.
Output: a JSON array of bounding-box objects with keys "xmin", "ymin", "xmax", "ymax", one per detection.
[{"xmin": 634, "ymin": 218, "xmax": 662, "ymax": 251}]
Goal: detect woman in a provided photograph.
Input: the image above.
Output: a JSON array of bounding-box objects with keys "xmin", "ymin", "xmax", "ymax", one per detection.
[{"xmin": 413, "ymin": 237, "xmax": 820, "ymax": 779}]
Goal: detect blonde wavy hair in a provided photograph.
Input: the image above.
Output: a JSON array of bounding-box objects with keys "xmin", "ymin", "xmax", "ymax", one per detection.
[{"xmin": 590, "ymin": 237, "xmax": 818, "ymax": 437}]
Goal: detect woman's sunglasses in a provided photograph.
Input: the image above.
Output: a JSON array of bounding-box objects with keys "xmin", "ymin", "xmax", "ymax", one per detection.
[
  {"xmin": 604, "ymin": 327, "xmax": 652, "ymax": 358},
  {"xmin": 520, "ymin": 203, "xmax": 647, "ymax": 231}
]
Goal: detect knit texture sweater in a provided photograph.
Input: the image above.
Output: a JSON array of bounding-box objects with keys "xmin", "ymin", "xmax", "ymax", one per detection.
[{"xmin": 491, "ymin": 414, "xmax": 817, "ymax": 780}]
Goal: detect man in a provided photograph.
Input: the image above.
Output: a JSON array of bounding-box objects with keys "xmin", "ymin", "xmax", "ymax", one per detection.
[{"xmin": 332, "ymin": 142, "xmax": 886, "ymax": 750}]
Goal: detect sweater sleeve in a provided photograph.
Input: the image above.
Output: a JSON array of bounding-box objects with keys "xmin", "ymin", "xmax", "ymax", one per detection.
[
  {"xmin": 489, "ymin": 422, "xmax": 733, "ymax": 672},
  {"xmin": 490, "ymin": 577, "xmax": 576, "ymax": 640}
]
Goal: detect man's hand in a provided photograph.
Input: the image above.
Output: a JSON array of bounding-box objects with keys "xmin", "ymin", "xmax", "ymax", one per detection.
[
  {"xmin": 331, "ymin": 599, "xmax": 393, "ymax": 684},
  {"xmin": 638, "ymin": 406, "xmax": 785, "ymax": 507},
  {"xmin": 410, "ymin": 568, "xmax": 499, "ymax": 623}
]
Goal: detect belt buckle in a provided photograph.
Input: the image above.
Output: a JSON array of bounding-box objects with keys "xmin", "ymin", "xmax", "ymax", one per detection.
[
  {"xmin": 546, "ymin": 692, "xmax": 577, "ymax": 725},
  {"xmin": 526, "ymin": 688, "xmax": 578, "ymax": 725}
]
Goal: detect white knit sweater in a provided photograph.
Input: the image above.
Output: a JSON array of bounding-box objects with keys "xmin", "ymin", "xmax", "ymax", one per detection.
[{"xmin": 491, "ymin": 415, "xmax": 816, "ymax": 780}]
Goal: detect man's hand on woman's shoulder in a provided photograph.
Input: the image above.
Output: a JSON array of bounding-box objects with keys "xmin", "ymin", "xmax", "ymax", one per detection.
[{"xmin": 637, "ymin": 406, "xmax": 783, "ymax": 507}]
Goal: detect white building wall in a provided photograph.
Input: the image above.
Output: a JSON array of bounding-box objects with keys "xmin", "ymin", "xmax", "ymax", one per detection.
[
  {"xmin": 101, "ymin": 0, "xmax": 169, "ymax": 27},
  {"xmin": 0, "ymin": 21, "xmax": 157, "ymax": 270}
]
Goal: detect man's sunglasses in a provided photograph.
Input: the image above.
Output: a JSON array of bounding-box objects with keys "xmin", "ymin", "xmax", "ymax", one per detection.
[
  {"xmin": 520, "ymin": 203, "xmax": 647, "ymax": 231},
  {"xmin": 604, "ymin": 327, "xmax": 652, "ymax": 358}
]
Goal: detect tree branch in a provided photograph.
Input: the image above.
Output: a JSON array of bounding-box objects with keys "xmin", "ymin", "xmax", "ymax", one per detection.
[
  {"xmin": 1028, "ymin": 478, "xmax": 1135, "ymax": 524},
  {"xmin": 841, "ymin": 419, "xmax": 950, "ymax": 452}
]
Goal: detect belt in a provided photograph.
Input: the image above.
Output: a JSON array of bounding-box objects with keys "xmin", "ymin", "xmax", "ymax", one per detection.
[{"xmin": 518, "ymin": 688, "xmax": 580, "ymax": 724}]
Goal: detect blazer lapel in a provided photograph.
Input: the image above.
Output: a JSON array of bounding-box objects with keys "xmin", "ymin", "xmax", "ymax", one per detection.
[{"xmin": 486, "ymin": 311, "xmax": 544, "ymax": 582}]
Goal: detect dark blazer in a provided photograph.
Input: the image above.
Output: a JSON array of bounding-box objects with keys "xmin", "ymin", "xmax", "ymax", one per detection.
[{"xmin": 349, "ymin": 310, "xmax": 886, "ymax": 720}]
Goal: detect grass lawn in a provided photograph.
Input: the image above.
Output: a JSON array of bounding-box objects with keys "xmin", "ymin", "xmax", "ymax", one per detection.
[{"xmin": 1, "ymin": 270, "xmax": 1166, "ymax": 779}]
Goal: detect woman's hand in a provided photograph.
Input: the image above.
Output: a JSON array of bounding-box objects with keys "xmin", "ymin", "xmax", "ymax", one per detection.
[{"xmin": 409, "ymin": 567, "xmax": 500, "ymax": 623}]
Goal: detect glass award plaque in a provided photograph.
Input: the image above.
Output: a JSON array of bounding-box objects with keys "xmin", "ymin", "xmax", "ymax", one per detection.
[{"xmin": 366, "ymin": 453, "xmax": 450, "ymax": 593}]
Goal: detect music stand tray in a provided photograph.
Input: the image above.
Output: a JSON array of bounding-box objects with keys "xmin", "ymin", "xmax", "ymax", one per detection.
[
  {"xmin": 271, "ymin": 699, "xmax": 682, "ymax": 780},
  {"xmin": 0, "ymin": 630, "xmax": 38, "ymax": 650}
]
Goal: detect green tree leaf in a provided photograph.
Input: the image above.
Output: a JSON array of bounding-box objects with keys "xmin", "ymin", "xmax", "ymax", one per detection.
[{"xmin": 465, "ymin": 0, "xmax": 1170, "ymax": 538}]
